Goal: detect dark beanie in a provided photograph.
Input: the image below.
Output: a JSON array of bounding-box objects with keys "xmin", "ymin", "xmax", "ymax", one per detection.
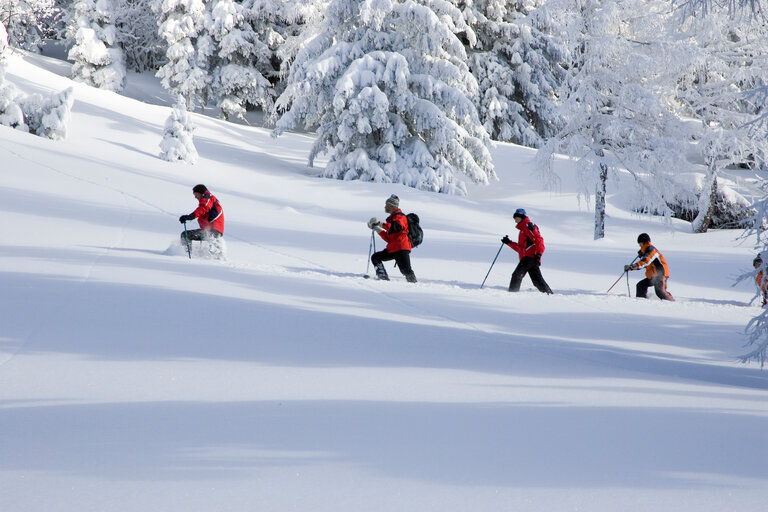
[
  {"xmin": 514, "ymin": 208, "xmax": 526, "ymax": 218},
  {"xmin": 386, "ymin": 194, "xmax": 400, "ymax": 208},
  {"xmin": 192, "ymin": 184, "xmax": 207, "ymax": 194},
  {"xmin": 637, "ymin": 233, "xmax": 651, "ymax": 244}
]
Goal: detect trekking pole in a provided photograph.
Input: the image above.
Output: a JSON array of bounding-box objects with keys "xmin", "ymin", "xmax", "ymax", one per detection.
[
  {"xmin": 364, "ymin": 229, "xmax": 375, "ymax": 278},
  {"xmin": 480, "ymin": 242, "xmax": 505, "ymax": 289},
  {"xmin": 606, "ymin": 270, "xmax": 626, "ymax": 294},
  {"xmin": 183, "ymin": 221, "xmax": 192, "ymax": 259},
  {"xmin": 606, "ymin": 256, "xmax": 638, "ymax": 294},
  {"xmin": 626, "ymin": 271, "xmax": 631, "ymax": 297}
]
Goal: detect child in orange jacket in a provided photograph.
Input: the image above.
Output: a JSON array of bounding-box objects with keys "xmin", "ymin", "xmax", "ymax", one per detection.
[{"xmin": 625, "ymin": 233, "xmax": 674, "ymax": 301}]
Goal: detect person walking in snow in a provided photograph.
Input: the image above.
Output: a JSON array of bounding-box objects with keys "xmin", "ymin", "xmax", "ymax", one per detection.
[
  {"xmin": 367, "ymin": 194, "xmax": 417, "ymax": 283},
  {"xmin": 753, "ymin": 254, "xmax": 768, "ymax": 306},
  {"xmin": 502, "ymin": 208, "xmax": 553, "ymax": 294},
  {"xmin": 624, "ymin": 233, "xmax": 674, "ymax": 301},
  {"xmin": 178, "ymin": 184, "xmax": 225, "ymax": 243}
]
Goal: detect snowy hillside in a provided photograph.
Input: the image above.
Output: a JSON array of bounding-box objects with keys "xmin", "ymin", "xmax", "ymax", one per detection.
[{"xmin": 1, "ymin": 51, "xmax": 767, "ymax": 512}]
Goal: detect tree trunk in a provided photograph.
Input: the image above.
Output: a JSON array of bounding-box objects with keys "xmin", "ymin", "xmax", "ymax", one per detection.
[
  {"xmin": 594, "ymin": 162, "xmax": 607, "ymax": 240},
  {"xmin": 693, "ymin": 166, "xmax": 718, "ymax": 233}
]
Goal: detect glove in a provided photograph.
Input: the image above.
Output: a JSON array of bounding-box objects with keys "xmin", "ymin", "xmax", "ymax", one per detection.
[
  {"xmin": 501, "ymin": 235, "xmax": 511, "ymax": 245},
  {"xmin": 373, "ymin": 224, "xmax": 384, "ymax": 233},
  {"xmin": 367, "ymin": 217, "xmax": 380, "ymax": 229},
  {"xmin": 624, "ymin": 264, "xmax": 635, "ymax": 272},
  {"xmin": 179, "ymin": 214, "xmax": 195, "ymax": 224}
]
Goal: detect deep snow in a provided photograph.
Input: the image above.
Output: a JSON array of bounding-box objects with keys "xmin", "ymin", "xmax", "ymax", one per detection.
[{"xmin": 1, "ymin": 50, "xmax": 766, "ymax": 512}]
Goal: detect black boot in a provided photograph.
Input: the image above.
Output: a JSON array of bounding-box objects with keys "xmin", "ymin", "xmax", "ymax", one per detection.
[
  {"xmin": 405, "ymin": 272, "xmax": 417, "ymax": 283},
  {"xmin": 374, "ymin": 262, "xmax": 389, "ymax": 280}
]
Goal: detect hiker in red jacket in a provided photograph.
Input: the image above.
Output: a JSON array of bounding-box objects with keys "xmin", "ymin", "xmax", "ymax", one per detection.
[
  {"xmin": 179, "ymin": 184, "xmax": 225, "ymax": 243},
  {"xmin": 624, "ymin": 233, "xmax": 674, "ymax": 301},
  {"xmin": 502, "ymin": 208, "xmax": 553, "ymax": 294},
  {"xmin": 367, "ymin": 194, "xmax": 417, "ymax": 283}
]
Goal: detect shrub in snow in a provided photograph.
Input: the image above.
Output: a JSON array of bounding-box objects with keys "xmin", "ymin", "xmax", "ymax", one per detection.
[
  {"xmin": 159, "ymin": 95, "xmax": 198, "ymax": 163},
  {"xmin": 67, "ymin": 0, "xmax": 127, "ymax": 91},
  {"xmin": 20, "ymin": 87, "xmax": 75, "ymax": 139},
  {"xmin": 273, "ymin": 0, "xmax": 495, "ymax": 195},
  {"xmin": 155, "ymin": 0, "xmax": 212, "ymax": 111}
]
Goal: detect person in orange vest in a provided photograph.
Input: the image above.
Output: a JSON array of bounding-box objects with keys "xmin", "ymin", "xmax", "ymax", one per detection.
[
  {"xmin": 753, "ymin": 254, "xmax": 767, "ymax": 306},
  {"xmin": 178, "ymin": 184, "xmax": 224, "ymax": 243},
  {"xmin": 625, "ymin": 233, "xmax": 673, "ymax": 301}
]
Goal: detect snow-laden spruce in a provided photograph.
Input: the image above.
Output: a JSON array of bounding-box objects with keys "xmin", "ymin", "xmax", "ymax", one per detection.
[
  {"xmin": 273, "ymin": 0, "xmax": 495, "ymax": 195},
  {"xmin": 463, "ymin": 0, "xmax": 570, "ymax": 147},
  {"xmin": 155, "ymin": 0, "xmax": 213, "ymax": 110},
  {"xmin": 159, "ymin": 95, "xmax": 198, "ymax": 163},
  {"xmin": 67, "ymin": 0, "xmax": 127, "ymax": 91},
  {"xmin": 0, "ymin": 21, "xmax": 26, "ymax": 130},
  {"xmin": 206, "ymin": 0, "xmax": 273, "ymax": 120}
]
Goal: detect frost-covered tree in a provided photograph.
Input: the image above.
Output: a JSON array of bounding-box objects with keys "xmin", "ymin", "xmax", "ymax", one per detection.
[
  {"xmin": 155, "ymin": 0, "xmax": 213, "ymax": 111},
  {"xmin": 113, "ymin": 0, "xmax": 166, "ymax": 72},
  {"xmin": 206, "ymin": 0, "xmax": 272, "ymax": 120},
  {"xmin": 0, "ymin": 20, "xmax": 26, "ymax": 129},
  {"xmin": 273, "ymin": 0, "xmax": 495, "ymax": 195},
  {"xmin": 67, "ymin": 0, "xmax": 127, "ymax": 91},
  {"xmin": 0, "ymin": 0, "xmax": 56, "ymax": 50},
  {"xmin": 669, "ymin": 6, "xmax": 768, "ymax": 232},
  {"xmin": 20, "ymin": 86, "xmax": 75, "ymax": 139},
  {"xmin": 159, "ymin": 94, "xmax": 198, "ymax": 163},
  {"xmin": 461, "ymin": 0, "xmax": 571, "ymax": 146},
  {"xmin": 536, "ymin": 0, "xmax": 695, "ymax": 239}
]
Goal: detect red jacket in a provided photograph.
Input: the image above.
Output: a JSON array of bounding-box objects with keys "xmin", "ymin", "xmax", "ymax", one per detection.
[
  {"xmin": 379, "ymin": 209, "xmax": 411, "ymax": 252},
  {"xmin": 193, "ymin": 190, "xmax": 225, "ymax": 234},
  {"xmin": 505, "ymin": 216, "xmax": 545, "ymax": 260}
]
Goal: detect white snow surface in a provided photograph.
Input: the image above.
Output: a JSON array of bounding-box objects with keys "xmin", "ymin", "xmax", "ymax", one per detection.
[{"xmin": 1, "ymin": 51, "xmax": 766, "ymax": 512}]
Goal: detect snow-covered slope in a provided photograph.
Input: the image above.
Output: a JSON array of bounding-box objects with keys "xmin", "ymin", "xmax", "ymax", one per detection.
[{"xmin": 1, "ymin": 51, "xmax": 766, "ymax": 512}]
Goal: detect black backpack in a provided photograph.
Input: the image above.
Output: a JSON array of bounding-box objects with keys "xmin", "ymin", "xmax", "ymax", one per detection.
[{"xmin": 398, "ymin": 212, "xmax": 423, "ymax": 248}]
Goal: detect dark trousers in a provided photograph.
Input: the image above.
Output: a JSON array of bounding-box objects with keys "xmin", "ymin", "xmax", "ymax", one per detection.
[
  {"xmin": 636, "ymin": 275, "xmax": 674, "ymax": 301},
  {"xmin": 371, "ymin": 249, "xmax": 417, "ymax": 282},
  {"xmin": 181, "ymin": 228, "xmax": 222, "ymax": 244},
  {"xmin": 509, "ymin": 256, "xmax": 553, "ymax": 293}
]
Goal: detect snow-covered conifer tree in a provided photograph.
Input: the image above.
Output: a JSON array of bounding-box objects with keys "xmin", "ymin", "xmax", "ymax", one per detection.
[
  {"xmin": 0, "ymin": 21, "xmax": 26, "ymax": 129},
  {"xmin": 155, "ymin": 0, "xmax": 212, "ymax": 111},
  {"xmin": 273, "ymin": 0, "xmax": 495, "ymax": 195},
  {"xmin": 206, "ymin": 0, "xmax": 272, "ymax": 120},
  {"xmin": 159, "ymin": 94, "xmax": 198, "ymax": 163},
  {"xmin": 67, "ymin": 0, "xmax": 127, "ymax": 91},
  {"xmin": 461, "ymin": 0, "xmax": 571, "ymax": 146},
  {"xmin": 246, "ymin": 0, "xmax": 327, "ymax": 123},
  {"xmin": 536, "ymin": 0, "xmax": 695, "ymax": 239},
  {"xmin": 20, "ymin": 86, "xmax": 75, "ymax": 139},
  {"xmin": 113, "ymin": 0, "xmax": 166, "ymax": 72}
]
